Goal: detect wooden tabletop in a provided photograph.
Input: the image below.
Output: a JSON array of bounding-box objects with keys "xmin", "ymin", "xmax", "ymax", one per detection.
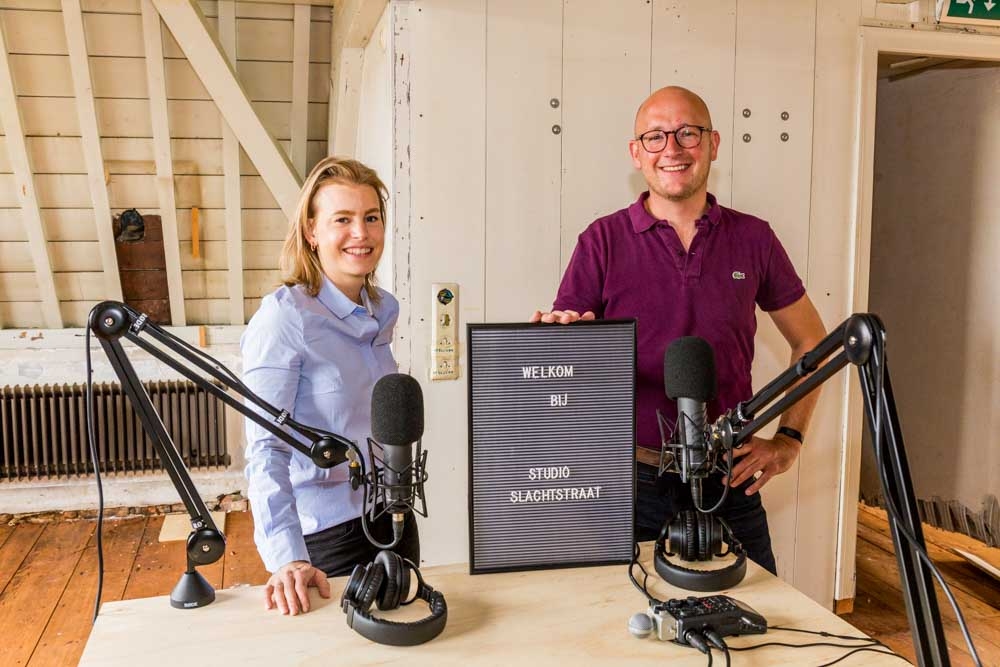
[{"xmin": 80, "ymin": 543, "xmax": 905, "ymax": 665}]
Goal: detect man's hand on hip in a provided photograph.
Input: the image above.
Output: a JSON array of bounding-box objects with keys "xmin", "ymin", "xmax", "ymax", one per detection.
[
  {"xmin": 728, "ymin": 434, "xmax": 802, "ymax": 495},
  {"xmin": 530, "ymin": 309, "xmax": 596, "ymax": 324}
]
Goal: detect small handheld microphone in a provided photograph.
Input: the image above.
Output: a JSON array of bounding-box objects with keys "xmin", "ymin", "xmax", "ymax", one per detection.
[{"xmin": 369, "ymin": 373, "xmax": 428, "ymax": 545}]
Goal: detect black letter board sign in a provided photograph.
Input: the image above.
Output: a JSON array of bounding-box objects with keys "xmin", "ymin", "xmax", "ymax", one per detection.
[{"xmin": 467, "ymin": 320, "xmax": 635, "ymax": 574}]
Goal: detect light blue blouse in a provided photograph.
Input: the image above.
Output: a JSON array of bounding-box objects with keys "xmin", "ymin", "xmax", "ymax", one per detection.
[{"xmin": 241, "ymin": 277, "xmax": 398, "ymax": 572}]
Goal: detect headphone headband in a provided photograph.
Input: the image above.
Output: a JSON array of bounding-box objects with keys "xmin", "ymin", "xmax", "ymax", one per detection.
[
  {"xmin": 341, "ymin": 551, "xmax": 448, "ymax": 646},
  {"xmin": 653, "ymin": 512, "xmax": 748, "ymax": 592}
]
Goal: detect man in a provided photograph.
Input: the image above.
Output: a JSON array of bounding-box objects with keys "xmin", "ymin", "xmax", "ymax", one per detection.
[{"xmin": 531, "ymin": 86, "xmax": 826, "ymax": 574}]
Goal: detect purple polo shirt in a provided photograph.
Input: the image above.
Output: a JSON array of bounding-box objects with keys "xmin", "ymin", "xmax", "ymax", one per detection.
[{"xmin": 553, "ymin": 192, "xmax": 805, "ymax": 450}]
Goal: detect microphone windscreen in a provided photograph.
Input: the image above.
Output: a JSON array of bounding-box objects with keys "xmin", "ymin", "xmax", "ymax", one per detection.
[
  {"xmin": 371, "ymin": 373, "xmax": 425, "ymax": 445},
  {"xmin": 664, "ymin": 336, "xmax": 717, "ymax": 401}
]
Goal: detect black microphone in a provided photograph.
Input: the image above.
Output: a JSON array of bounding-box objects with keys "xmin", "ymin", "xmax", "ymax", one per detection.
[
  {"xmin": 370, "ymin": 373, "xmax": 425, "ymax": 544},
  {"xmin": 662, "ymin": 337, "xmax": 718, "ymax": 490}
]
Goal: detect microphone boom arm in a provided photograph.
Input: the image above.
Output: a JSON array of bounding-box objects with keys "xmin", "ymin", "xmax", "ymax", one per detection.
[
  {"xmin": 710, "ymin": 313, "xmax": 952, "ymax": 667},
  {"xmin": 87, "ymin": 301, "xmax": 366, "ymax": 608}
]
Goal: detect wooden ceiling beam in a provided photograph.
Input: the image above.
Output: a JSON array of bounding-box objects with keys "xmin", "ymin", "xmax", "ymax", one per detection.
[
  {"xmin": 218, "ymin": 0, "xmax": 244, "ymax": 326},
  {"xmin": 150, "ymin": 0, "xmax": 301, "ymax": 220},
  {"xmin": 328, "ymin": 0, "xmax": 389, "ymax": 156},
  {"xmin": 291, "ymin": 3, "xmax": 311, "ymax": 178},
  {"xmin": 61, "ymin": 0, "xmax": 124, "ymax": 305},
  {"xmin": 141, "ymin": 0, "xmax": 187, "ymax": 326},
  {"xmin": 0, "ymin": 15, "xmax": 63, "ymax": 328}
]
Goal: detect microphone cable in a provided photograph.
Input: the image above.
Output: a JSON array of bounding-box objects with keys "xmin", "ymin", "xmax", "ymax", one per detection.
[
  {"xmin": 84, "ymin": 324, "xmax": 105, "ymax": 624},
  {"xmin": 627, "ymin": 541, "xmax": 662, "ymax": 605},
  {"xmin": 725, "ymin": 625, "xmax": 906, "ymax": 666}
]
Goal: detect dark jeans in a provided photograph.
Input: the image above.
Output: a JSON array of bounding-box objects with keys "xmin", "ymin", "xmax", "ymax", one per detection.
[
  {"xmin": 303, "ymin": 510, "xmax": 420, "ymax": 577},
  {"xmin": 635, "ymin": 462, "xmax": 777, "ymax": 575}
]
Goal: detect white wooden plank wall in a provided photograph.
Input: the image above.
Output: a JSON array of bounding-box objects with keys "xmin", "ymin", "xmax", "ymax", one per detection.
[
  {"xmin": 560, "ymin": 0, "xmax": 651, "ymax": 271},
  {"xmin": 406, "ymin": 0, "xmax": 487, "ymax": 567},
  {"xmin": 484, "ymin": 0, "xmax": 562, "ymax": 322},
  {"xmin": 0, "ymin": 0, "xmax": 331, "ymax": 327},
  {"xmin": 400, "ymin": 0, "xmax": 860, "ymax": 609},
  {"xmin": 731, "ymin": 0, "xmax": 818, "ymax": 589},
  {"xmin": 650, "ymin": 0, "xmax": 737, "ymax": 208}
]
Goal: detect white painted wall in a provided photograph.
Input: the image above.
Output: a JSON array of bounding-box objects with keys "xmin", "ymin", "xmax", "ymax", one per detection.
[
  {"xmin": 354, "ymin": 4, "xmax": 394, "ymax": 293},
  {"xmin": 865, "ymin": 62, "xmax": 1000, "ymax": 513},
  {"xmin": 396, "ymin": 0, "xmax": 866, "ymax": 607}
]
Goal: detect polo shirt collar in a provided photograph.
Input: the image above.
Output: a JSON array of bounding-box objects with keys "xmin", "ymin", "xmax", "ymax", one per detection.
[
  {"xmin": 628, "ymin": 191, "xmax": 723, "ymax": 233},
  {"xmin": 317, "ymin": 274, "xmax": 369, "ymax": 319}
]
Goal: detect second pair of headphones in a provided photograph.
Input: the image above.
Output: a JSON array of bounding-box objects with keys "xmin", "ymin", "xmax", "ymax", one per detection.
[
  {"xmin": 340, "ymin": 550, "xmax": 448, "ymax": 646},
  {"xmin": 653, "ymin": 510, "xmax": 747, "ymax": 592}
]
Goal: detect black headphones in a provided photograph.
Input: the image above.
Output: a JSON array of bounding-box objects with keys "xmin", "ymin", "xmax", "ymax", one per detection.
[
  {"xmin": 653, "ymin": 510, "xmax": 747, "ymax": 592},
  {"xmin": 340, "ymin": 550, "xmax": 448, "ymax": 646}
]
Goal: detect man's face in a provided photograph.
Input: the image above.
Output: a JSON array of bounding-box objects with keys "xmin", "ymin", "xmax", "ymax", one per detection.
[{"xmin": 628, "ymin": 92, "xmax": 720, "ymax": 204}]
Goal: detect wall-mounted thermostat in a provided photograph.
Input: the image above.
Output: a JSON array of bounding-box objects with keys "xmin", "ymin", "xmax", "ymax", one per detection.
[{"xmin": 430, "ymin": 283, "xmax": 459, "ymax": 381}]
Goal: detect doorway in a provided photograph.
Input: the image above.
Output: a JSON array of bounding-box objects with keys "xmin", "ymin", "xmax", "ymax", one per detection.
[{"xmin": 839, "ymin": 26, "xmax": 1000, "ymax": 663}]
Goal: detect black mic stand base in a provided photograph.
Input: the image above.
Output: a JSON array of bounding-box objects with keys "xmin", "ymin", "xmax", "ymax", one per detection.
[{"xmin": 170, "ymin": 563, "xmax": 216, "ymax": 610}]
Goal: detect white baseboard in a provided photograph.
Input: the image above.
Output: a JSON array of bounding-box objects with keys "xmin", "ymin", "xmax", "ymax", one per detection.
[{"xmin": 0, "ymin": 470, "xmax": 248, "ymax": 514}]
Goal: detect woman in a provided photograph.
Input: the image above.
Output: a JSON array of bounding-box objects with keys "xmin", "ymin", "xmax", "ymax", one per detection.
[{"xmin": 241, "ymin": 157, "xmax": 418, "ymax": 616}]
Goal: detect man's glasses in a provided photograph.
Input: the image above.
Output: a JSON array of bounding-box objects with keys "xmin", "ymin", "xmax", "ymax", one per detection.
[{"xmin": 636, "ymin": 125, "xmax": 711, "ymax": 152}]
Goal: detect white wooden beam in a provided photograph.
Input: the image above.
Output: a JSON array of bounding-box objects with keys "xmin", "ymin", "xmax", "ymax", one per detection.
[
  {"xmin": 219, "ymin": 0, "xmax": 244, "ymax": 326},
  {"xmin": 327, "ymin": 0, "xmax": 388, "ymax": 156},
  {"xmin": 290, "ymin": 3, "xmax": 311, "ymax": 178},
  {"xmin": 61, "ymin": 0, "xmax": 123, "ymax": 305},
  {"xmin": 0, "ymin": 15, "xmax": 63, "ymax": 328},
  {"xmin": 229, "ymin": 0, "xmax": 334, "ymax": 4},
  {"xmin": 330, "ymin": 48, "xmax": 364, "ymax": 156},
  {"xmin": 332, "ymin": 0, "xmax": 389, "ymax": 51},
  {"xmin": 389, "ymin": 2, "xmax": 411, "ymax": 372},
  {"xmin": 151, "ymin": 0, "xmax": 300, "ymax": 219},
  {"xmin": 141, "ymin": 0, "xmax": 186, "ymax": 325}
]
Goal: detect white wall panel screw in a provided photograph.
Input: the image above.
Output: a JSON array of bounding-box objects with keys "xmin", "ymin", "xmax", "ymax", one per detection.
[
  {"xmin": 742, "ymin": 133, "xmax": 751, "ymax": 143},
  {"xmin": 780, "ymin": 132, "xmax": 789, "ymax": 142},
  {"xmin": 781, "ymin": 111, "xmax": 789, "ymax": 120},
  {"xmin": 742, "ymin": 108, "xmax": 751, "ymax": 118},
  {"xmin": 550, "ymin": 98, "xmax": 560, "ymax": 108},
  {"xmin": 552, "ymin": 125, "xmax": 562, "ymax": 135}
]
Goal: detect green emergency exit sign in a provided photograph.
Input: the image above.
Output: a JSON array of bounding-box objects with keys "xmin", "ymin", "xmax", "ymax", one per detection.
[{"xmin": 940, "ymin": 0, "xmax": 1000, "ymax": 24}]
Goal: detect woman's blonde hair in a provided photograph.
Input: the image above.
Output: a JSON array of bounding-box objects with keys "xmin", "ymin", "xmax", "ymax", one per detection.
[{"xmin": 279, "ymin": 156, "xmax": 389, "ymax": 302}]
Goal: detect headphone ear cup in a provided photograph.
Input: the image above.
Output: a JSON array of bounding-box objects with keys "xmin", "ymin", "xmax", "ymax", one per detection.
[
  {"xmin": 341, "ymin": 564, "xmax": 367, "ymax": 610},
  {"xmin": 374, "ymin": 551, "xmax": 404, "ymax": 611},
  {"xmin": 357, "ymin": 563, "xmax": 385, "ymax": 613},
  {"xmin": 696, "ymin": 512, "xmax": 710, "ymax": 561},
  {"xmin": 707, "ymin": 514, "xmax": 725, "ymax": 556},
  {"xmin": 682, "ymin": 511, "xmax": 697, "ymax": 561}
]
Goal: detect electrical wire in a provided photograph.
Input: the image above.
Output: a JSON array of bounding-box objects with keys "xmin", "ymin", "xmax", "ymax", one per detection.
[
  {"xmin": 627, "ymin": 541, "xmax": 662, "ymax": 605},
  {"xmin": 84, "ymin": 325, "xmax": 105, "ymax": 624}
]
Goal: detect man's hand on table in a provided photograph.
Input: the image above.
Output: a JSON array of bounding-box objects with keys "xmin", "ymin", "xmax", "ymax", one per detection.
[
  {"xmin": 265, "ymin": 560, "xmax": 331, "ymax": 615},
  {"xmin": 530, "ymin": 309, "xmax": 596, "ymax": 324}
]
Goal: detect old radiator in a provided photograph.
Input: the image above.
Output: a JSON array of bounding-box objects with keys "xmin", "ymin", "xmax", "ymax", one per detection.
[{"xmin": 0, "ymin": 381, "xmax": 229, "ymax": 481}]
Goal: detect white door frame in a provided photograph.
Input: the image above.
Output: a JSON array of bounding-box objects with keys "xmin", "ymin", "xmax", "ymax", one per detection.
[{"xmin": 836, "ymin": 25, "xmax": 1000, "ymax": 602}]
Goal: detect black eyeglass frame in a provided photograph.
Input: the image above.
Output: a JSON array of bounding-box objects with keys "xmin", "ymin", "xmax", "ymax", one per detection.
[{"xmin": 635, "ymin": 125, "xmax": 712, "ymax": 152}]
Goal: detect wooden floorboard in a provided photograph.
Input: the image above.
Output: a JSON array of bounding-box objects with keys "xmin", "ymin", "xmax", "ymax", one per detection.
[
  {"xmin": 28, "ymin": 517, "xmax": 147, "ymax": 667},
  {"xmin": 220, "ymin": 509, "xmax": 269, "ymax": 589},
  {"xmin": 122, "ymin": 515, "xmax": 226, "ymax": 601},
  {"xmin": 0, "ymin": 521, "xmax": 94, "ymax": 667},
  {"xmin": 2, "ymin": 505, "xmax": 998, "ymax": 665},
  {"xmin": 0, "ymin": 523, "xmax": 15, "ymax": 550},
  {"xmin": 843, "ymin": 505, "xmax": 1000, "ymax": 666},
  {"xmin": 0, "ymin": 523, "xmax": 44, "ymax": 595}
]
